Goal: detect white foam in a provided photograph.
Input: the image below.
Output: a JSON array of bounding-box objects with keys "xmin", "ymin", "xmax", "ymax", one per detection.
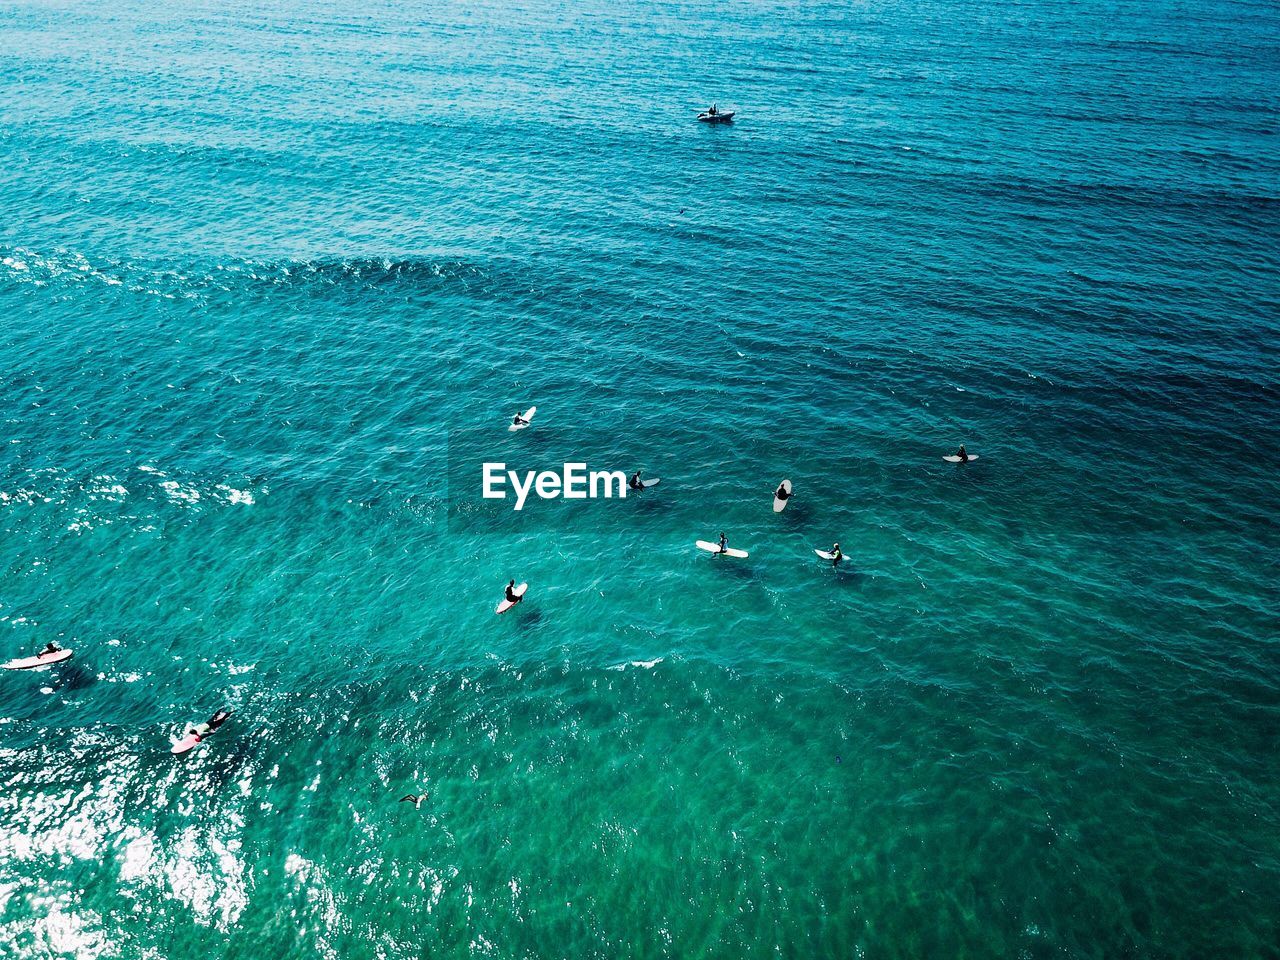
[
  {"xmin": 215, "ymin": 484, "xmax": 255, "ymax": 505},
  {"xmin": 118, "ymin": 831, "xmax": 156, "ymax": 882},
  {"xmin": 160, "ymin": 480, "xmax": 200, "ymax": 504}
]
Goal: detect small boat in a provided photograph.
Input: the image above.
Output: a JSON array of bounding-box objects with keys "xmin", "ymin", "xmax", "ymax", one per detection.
[{"xmin": 697, "ymin": 110, "xmax": 735, "ymax": 124}]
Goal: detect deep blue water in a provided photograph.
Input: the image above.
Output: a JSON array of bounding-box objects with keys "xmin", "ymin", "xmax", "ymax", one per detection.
[{"xmin": 1, "ymin": 0, "xmax": 1278, "ymax": 957}]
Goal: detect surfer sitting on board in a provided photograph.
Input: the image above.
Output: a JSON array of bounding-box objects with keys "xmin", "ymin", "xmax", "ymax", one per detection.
[
  {"xmin": 718, "ymin": 532, "xmax": 728, "ymax": 554},
  {"xmin": 774, "ymin": 482, "xmax": 791, "ymax": 502},
  {"xmin": 512, "ymin": 411, "xmax": 529, "ymax": 427},
  {"xmin": 955, "ymin": 444, "xmax": 968, "ymax": 462},
  {"xmin": 830, "ymin": 543, "xmax": 843, "ymax": 568},
  {"xmin": 505, "ymin": 580, "xmax": 523, "ymax": 605},
  {"xmin": 629, "ymin": 470, "xmax": 643, "ymax": 491}
]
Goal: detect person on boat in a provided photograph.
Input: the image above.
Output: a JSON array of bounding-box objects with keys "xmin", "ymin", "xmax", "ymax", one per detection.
[
  {"xmin": 629, "ymin": 470, "xmax": 644, "ymax": 491},
  {"xmin": 829, "ymin": 542, "xmax": 843, "ymax": 569},
  {"xmin": 718, "ymin": 532, "xmax": 728, "ymax": 553},
  {"xmin": 505, "ymin": 580, "xmax": 522, "ymax": 605},
  {"xmin": 708, "ymin": 104, "xmax": 718, "ymax": 116},
  {"xmin": 956, "ymin": 444, "xmax": 968, "ymax": 462},
  {"xmin": 774, "ymin": 481, "xmax": 791, "ymax": 502},
  {"xmin": 37, "ymin": 642, "xmax": 61, "ymax": 658},
  {"xmin": 512, "ymin": 411, "xmax": 529, "ymax": 427}
]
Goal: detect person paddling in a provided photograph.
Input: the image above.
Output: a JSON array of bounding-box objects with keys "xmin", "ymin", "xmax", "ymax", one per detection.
[
  {"xmin": 400, "ymin": 792, "xmax": 427, "ymax": 808},
  {"xmin": 188, "ymin": 709, "xmax": 231, "ymax": 742},
  {"xmin": 36, "ymin": 642, "xmax": 61, "ymax": 659},
  {"xmin": 504, "ymin": 580, "xmax": 522, "ymax": 605},
  {"xmin": 512, "ymin": 411, "xmax": 529, "ymax": 427}
]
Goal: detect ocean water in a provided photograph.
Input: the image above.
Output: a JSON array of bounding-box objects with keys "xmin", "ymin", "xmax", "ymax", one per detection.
[{"xmin": 1, "ymin": 0, "xmax": 1278, "ymax": 956}]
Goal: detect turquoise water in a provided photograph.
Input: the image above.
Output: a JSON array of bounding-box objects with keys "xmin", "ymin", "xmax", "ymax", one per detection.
[{"xmin": 2, "ymin": 0, "xmax": 1278, "ymax": 956}]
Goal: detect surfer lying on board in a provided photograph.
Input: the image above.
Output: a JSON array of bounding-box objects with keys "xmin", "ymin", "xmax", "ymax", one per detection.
[
  {"xmin": 512, "ymin": 411, "xmax": 529, "ymax": 426},
  {"xmin": 188, "ymin": 710, "xmax": 231, "ymax": 741},
  {"xmin": 505, "ymin": 580, "xmax": 523, "ymax": 605},
  {"xmin": 774, "ymin": 482, "xmax": 791, "ymax": 502},
  {"xmin": 955, "ymin": 444, "xmax": 968, "ymax": 462},
  {"xmin": 400, "ymin": 792, "xmax": 427, "ymax": 808},
  {"xmin": 37, "ymin": 642, "xmax": 62, "ymax": 659},
  {"xmin": 629, "ymin": 470, "xmax": 644, "ymax": 490},
  {"xmin": 829, "ymin": 543, "xmax": 843, "ymax": 568}
]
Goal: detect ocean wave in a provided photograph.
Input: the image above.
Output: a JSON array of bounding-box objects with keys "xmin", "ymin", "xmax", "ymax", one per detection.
[
  {"xmin": 0, "ymin": 246, "xmax": 497, "ymax": 304},
  {"xmin": 0, "ymin": 466, "xmax": 261, "ymax": 522}
]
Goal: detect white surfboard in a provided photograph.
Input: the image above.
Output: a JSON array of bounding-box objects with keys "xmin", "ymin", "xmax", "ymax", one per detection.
[
  {"xmin": 171, "ymin": 727, "xmax": 225, "ymax": 755},
  {"xmin": 773, "ymin": 479, "xmax": 792, "ymax": 513},
  {"xmin": 495, "ymin": 582, "xmax": 528, "ymax": 614},
  {"xmin": 814, "ymin": 549, "xmax": 837, "ymax": 560},
  {"xmin": 3, "ymin": 648, "xmax": 73, "ymax": 670},
  {"xmin": 171, "ymin": 723, "xmax": 216, "ymax": 755},
  {"xmin": 508, "ymin": 406, "xmax": 536, "ymax": 432},
  {"xmin": 171, "ymin": 730, "xmax": 205, "ymax": 755},
  {"xmin": 943, "ymin": 454, "xmax": 978, "ymax": 463},
  {"xmin": 695, "ymin": 540, "xmax": 749, "ymax": 559},
  {"xmin": 171, "ymin": 711, "xmax": 231, "ymax": 754},
  {"xmin": 629, "ymin": 478, "xmax": 661, "ymax": 491}
]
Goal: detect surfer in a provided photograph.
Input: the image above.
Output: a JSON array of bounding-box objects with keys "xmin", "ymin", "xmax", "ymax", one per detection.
[
  {"xmin": 512, "ymin": 411, "xmax": 529, "ymax": 427},
  {"xmin": 829, "ymin": 542, "xmax": 843, "ymax": 568},
  {"xmin": 955, "ymin": 444, "xmax": 968, "ymax": 462},
  {"xmin": 36, "ymin": 642, "xmax": 62, "ymax": 659},
  {"xmin": 774, "ymin": 481, "xmax": 791, "ymax": 502},
  {"xmin": 629, "ymin": 470, "xmax": 644, "ymax": 491},
  {"xmin": 189, "ymin": 709, "xmax": 231, "ymax": 740},
  {"xmin": 505, "ymin": 580, "xmax": 523, "ymax": 606},
  {"xmin": 718, "ymin": 532, "xmax": 728, "ymax": 554},
  {"xmin": 400, "ymin": 793, "xmax": 427, "ymax": 808}
]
